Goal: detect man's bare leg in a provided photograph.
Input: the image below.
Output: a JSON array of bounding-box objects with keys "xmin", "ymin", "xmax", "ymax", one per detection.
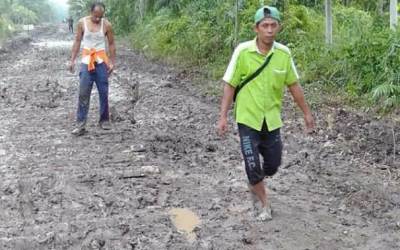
[
  {"xmin": 249, "ymin": 180, "xmax": 272, "ymax": 221},
  {"xmin": 249, "ymin": 181, "xmax": 267, "ymax": 207}
]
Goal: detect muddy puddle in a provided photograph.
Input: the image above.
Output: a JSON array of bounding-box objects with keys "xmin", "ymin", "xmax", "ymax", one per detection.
[{"xmin": 169, "ymin": 208, "xmax": 201, "ymax": 243}]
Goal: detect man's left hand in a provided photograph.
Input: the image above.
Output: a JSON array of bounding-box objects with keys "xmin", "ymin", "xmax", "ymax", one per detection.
[{"xmin": 304, "ymin": 113, "xmax": 316, "ymax": 134}]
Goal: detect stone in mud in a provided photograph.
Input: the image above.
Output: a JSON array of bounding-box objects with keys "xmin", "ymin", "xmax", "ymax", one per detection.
[
  {"xmin": 3, "ymin": 183, "xmax": 16, "ymax": 195},
  {"xmin": 89, "ymin": 239, "xmax": 105, "ymax": 249},
  {"xmin": 391, "ymin": 193, "xmax": 400, "ymax": 205},
  {"xmin": 119, "ymin": 170, "xmax": 146, "ymax": 179},
  {"xmin": 118, "ymin": 224, "xmax": 130, "ymax": 236},
  {"xmin": 124, "ymin": 240, "xmax": 138, "ymax": 250},
  {"xmin": 128, "ymin": 113, "xmax": 136, "ymax": 124},
  {"xmin": 137, "ymin": 194, "xmax": 157, "ymax": 208},
  {"xmin": 130, "ymin": 144, "xmax": 146, "ymax": 153},
  {"xmin": 165, "ymin": 74, "xmax": 177, "ymax": 82},
  {"xmin": 208, "ymin": 201, "xmax": 222, "ymax": 211},
  {"xmin": 205, "ymin": 144, "xmax": 217, "ymax": 152},
  {"xmin": 129, "ymin": 81, "xmax": 140, "ymax": 104},
  {"xmin": 242, "ymin": 236, "xmax": 254, "ymax": 245},
  {"xmin": 141, "ymin": 165, "xmax": 161, "ymax": 174},
  {"xmin": 36, "ymin": 232, "xmax": 55, "ymax": 244},
  {"xmin": 162, "ymin": 82, "xmax": 174, "ymax": 88},
  {"xmin": 1, "ymin": 87, "xmax": 7, "ymax": 98}
]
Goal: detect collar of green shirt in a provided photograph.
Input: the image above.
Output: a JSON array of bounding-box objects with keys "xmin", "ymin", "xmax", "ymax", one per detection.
[{"xmin": 249, "ymin": 37, "xmax": 276, "ymax": 57}]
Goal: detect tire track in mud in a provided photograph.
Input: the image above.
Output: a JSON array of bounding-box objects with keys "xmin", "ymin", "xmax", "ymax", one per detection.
[{"xmin": 0, "ymin": 25, "xmax": 399, "ymax": 250}]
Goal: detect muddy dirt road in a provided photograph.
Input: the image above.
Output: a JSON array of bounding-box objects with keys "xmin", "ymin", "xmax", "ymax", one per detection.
[{"xmin": 0, "ymin": 25, "xmax": 399, "ymax": 250}]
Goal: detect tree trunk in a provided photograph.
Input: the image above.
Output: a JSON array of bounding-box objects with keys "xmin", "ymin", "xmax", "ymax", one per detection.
[
  {"xmin": 390, "ymin": 0, "xmax": 398, "ymax": 30},
  {"xmin": 325, "ymin": 0, "xmax": 333, "ymax": 44},
  {"xmin": 377, "ymin": 0, "xmax": 384, "ymax": 16},
  {"xmin": 234, "ymin": 0, "xmax": 240, "ymax": 47},
  {"xmin": 139, "ymin": 0, "xmax": 146, "ymax": 21}
]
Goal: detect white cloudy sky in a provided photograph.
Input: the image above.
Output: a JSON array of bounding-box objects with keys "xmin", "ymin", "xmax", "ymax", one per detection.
[
  {"xmin": 54, "ymin": 0, "xmax": 68, "ymax": 4},
  {"xmin": 49, "ymin": 0, "xmax": 69, "ymax": 21},
  {"xmin": 51, "ymin": 0, "xmax": 68, "ymax": 7}
]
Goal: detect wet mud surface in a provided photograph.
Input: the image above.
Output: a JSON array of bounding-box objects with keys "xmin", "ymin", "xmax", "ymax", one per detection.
[{"xmin": 0, "ymin": 25, "xmax": 399, "ymax": 249}]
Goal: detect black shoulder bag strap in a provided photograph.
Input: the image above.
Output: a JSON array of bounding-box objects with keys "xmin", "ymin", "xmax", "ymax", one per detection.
[{"xmin": 233, "ymin": 53, "xmax": 274, "ymax": 101}]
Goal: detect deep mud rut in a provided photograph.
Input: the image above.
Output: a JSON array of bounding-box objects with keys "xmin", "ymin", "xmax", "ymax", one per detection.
[{"xmin": 0, "ymin": 25, "xmax": 399, "ymax": 250}]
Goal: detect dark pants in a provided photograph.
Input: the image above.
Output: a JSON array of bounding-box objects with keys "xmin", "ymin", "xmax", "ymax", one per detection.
[
  {"xmin": 76, "ymin": 63, "xmax": 109, "ymax": 124},
  {"xmin": 238, "ymin": 121, "xmax": 283, "ymax": 185}
]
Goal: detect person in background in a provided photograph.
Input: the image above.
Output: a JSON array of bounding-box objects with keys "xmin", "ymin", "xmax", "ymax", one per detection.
[{"xmin": 68, "ymin": 17, "xmax": 74, "ymax": 33}]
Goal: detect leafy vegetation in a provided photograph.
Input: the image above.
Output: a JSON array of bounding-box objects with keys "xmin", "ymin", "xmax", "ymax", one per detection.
[
  {"xmin": 66, "ymin": 0, "xmax": 399, "ymax": 113},
  {"xmin": 0, "ymin": 0, "xmax": 55, "ymax": 42}
]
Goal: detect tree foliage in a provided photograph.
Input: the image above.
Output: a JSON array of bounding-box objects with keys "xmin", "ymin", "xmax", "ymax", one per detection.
[
  {"xmin": 66, "ymin": 0, "xmax": 400, "ymax": 113},
  {"xmin": 0, "ymin": 0, "xmax": 55, "ymax": 43},
  {"xmin": 0, "ymin": 0, "xmax": 54, "ymax": 36},
  {"xmin": 8, "ymin": 4, "xmax": 38, "ymax": 24}
]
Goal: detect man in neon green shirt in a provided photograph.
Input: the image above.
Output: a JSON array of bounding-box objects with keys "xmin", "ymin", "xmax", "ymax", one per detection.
[{"xmin": 217, "ymin": 6, "xmax": 315, "ymax": 221}]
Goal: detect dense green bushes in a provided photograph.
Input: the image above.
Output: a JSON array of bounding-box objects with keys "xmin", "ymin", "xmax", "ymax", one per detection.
[
  {"xmin": 67, "ymin": 0, "xmax": 399, "ymax": 112},
  {"xmin": 8, "ymin": 4, "xmax": 38, "ymax": 25},
  {"xmin": 0, "ymin": 17, "xmax": 12, "ymax": 42},
  {"xmin": 131, "ymin": 1, "xmax": 237, "ymax": 76},
  {"xmin": 288, "ymin": 5, "xmax": 400, "ymax": 111},
  {"xmin": 130, "ymin": 1, "xmax": 399, "ymax": 111},
  {"xmin": 130, "ymin": 0, "xmax": 263, "ymax": 78}
]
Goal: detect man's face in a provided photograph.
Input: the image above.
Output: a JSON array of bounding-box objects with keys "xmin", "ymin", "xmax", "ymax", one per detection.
[
  {"xmin": 91, "ymin": 6, "xmax": 104, "ymax": 24},
  {"xmin": 254, "ymin": 18, "xmax": 281, "ymax": 45}
]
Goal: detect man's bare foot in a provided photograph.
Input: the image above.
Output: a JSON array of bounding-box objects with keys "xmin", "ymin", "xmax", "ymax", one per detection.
[{"xmin": 257, "ymin": 203, "xmax": 272, "ymax": 221}]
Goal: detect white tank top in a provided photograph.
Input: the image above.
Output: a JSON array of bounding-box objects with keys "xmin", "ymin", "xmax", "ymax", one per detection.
[{"xmin": 81, "ymin": 17, "xmax": 106, "ymax": 64}]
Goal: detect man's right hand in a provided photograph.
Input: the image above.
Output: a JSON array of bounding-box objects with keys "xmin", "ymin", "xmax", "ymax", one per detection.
[
  {"xmin": 68, "ymin": 61, "xmax": 76, "ymax": 73},
  {"xmin": 217, "ymin": 117, "xmax": 229, "ymax": 137}
]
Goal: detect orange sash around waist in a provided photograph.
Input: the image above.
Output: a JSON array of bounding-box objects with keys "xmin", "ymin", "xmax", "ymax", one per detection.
[{"xmin": 82, "ymin": 48, "xmax": 109, "ymax": 72}]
